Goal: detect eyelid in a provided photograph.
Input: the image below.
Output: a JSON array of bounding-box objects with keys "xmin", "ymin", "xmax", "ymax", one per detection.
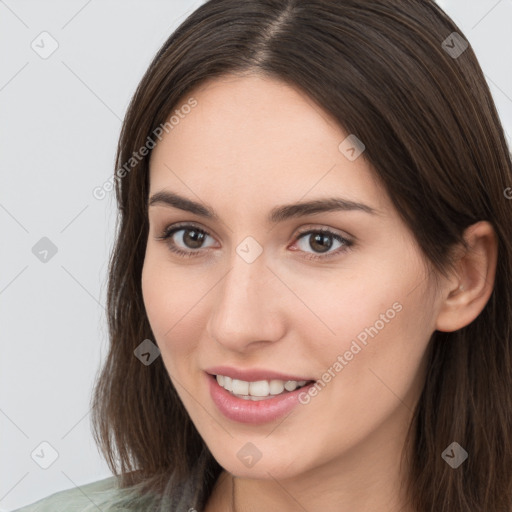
[
  {"xmin": 293, "ymin": 224, "xmax": 354, "ymax": 241},
  {"xmin": 157, "ymin": 220, "xmax": 217, "ymax": 241},
  {"xmin": 157, "ymin": 221, "xmax": 353, "ymax": 241}
]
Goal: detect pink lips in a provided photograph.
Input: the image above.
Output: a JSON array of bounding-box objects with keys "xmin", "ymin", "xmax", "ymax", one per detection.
[
  {"xmin": 205, "ymin": 365, "xmax": 315, "ymax": 382},
  {"xmin": 206, "ymin": 372, "xmax": 316, "ymax": 424}
]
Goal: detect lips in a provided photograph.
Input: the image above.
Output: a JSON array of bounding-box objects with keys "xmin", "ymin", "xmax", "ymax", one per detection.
[
  {"xmin": 207, "ymin": 371, "xmax": 317, "ymax": 424},
  {"xmin": 205, "ymin": 365, "xmax": 316, "ymax": 382}
]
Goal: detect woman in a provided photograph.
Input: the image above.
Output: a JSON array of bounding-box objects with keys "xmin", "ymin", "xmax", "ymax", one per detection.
[{"xmin": 15, "ymin": 0, "xmax": 512, "ymax": 510}]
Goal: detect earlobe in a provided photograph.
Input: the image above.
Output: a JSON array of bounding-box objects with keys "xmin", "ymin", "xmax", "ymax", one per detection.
[{"xmin": 435, "ymin": 221, "xmax": 498, "ymax": 333}]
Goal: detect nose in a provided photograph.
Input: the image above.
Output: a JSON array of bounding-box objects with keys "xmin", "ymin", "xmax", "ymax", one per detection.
[{"xmin": 206, "ymin": 250, "xmax": 286, "ymax": 352}]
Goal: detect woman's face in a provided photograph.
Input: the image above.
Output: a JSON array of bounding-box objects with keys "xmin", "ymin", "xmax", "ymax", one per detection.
[{"xmin": 142, "ymin": 73, "xmax": 443, "ymax": 482}]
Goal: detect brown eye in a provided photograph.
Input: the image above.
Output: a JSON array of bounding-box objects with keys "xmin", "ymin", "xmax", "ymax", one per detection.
[
  {"xmin": 293, "ymin": 228, "xmax": 354, "ymax": 261},
  {"xmin": 308, "ymin": 232, "xmax": 334, "ymax": 253},
  {"xmin": 157, "ymin": 224, "xmax": 216, "ymax": 258},
  {"xmin": 177, "ymin": 228, "xmax": 207, "ymax": 249}
]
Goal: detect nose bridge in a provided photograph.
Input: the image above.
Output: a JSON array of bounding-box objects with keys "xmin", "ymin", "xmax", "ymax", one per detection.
[{"xmin": 207, "ymin": 248, "xmax": 283, "ymax": 349}]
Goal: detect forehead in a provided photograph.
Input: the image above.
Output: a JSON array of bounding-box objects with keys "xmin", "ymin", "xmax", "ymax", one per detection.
[{"xmin": 148, "ymin": 73, "xmax": 386, "ymax": 214}]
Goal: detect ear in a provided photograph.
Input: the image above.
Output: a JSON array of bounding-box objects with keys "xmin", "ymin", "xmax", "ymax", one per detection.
[{"xmin": 435, "ymin": 221, "xmax": 498, "ymax": 332}]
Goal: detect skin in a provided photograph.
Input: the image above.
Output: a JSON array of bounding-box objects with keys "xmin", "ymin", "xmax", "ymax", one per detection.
[{"xmin": 141, "ymin": 73, "xmax": 497, "ymax": 512}]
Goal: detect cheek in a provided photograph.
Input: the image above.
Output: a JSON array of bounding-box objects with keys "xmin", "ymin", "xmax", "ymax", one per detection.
[
  {"xmin": 293, "ymin": 291, "xmax": 431, "ymax": 464},
  {"xmin": 286, "ymin": 264, "xmax": 403, "ymax": 348},
  {"xmin": 141, "ymin": 256, "xmax": 169, "ymax": 338},
  {"xmin": 141, "ymin": 254, "xmax": 207, "ymax": 365},
  {"xmin": 301, "ymin": 260, "xmax": 432, "ymax": 394},
  {"xmin": 321, "ymin": 288, "xmax": 431, "ymax": 422}
]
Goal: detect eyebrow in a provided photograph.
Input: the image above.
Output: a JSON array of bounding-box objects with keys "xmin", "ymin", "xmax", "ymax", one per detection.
[{"xmin": 148, "ymin": 190, "xmax": 379, "ymax": 224}]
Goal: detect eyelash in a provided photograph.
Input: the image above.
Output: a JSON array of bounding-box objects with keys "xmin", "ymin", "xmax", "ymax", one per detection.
[{"xmin": 155, "ymin": 222, "xmax": 354, "ymax": 261}]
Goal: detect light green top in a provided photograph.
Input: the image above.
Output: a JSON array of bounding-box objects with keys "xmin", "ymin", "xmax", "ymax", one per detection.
[
  {"xmin": 13, "ymin": 451, "xmax": 213, "ymax": 511},
  {"xmin": 12, "ymin": 470, "xmax": 206, "ymax": 512},
  {"xmin": 12, "ymin": 476, "xmax": 123, "ymax": 512}
]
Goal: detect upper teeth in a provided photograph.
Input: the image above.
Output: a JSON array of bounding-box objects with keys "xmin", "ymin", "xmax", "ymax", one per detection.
[{"xmin": 216, "ymin": 374, "xmax": 308, "ymax": 397}]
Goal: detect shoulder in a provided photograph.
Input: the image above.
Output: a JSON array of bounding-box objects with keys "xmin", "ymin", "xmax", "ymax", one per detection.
[{"xmin": 12, "ymin": 475, "xmax": 120, "ymax": 512}]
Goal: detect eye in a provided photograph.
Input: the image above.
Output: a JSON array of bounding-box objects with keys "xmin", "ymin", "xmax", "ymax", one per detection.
[
  {"xmin": 156, "ymin": 223, "xmax": 217, "ymax": 258},
  {"xmin": 291, "ymin": 227, "xmax": 354, "ymax": 261}
]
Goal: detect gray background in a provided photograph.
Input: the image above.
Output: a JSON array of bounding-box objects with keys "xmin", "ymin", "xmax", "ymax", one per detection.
[{"xmin": 1, "ymin": 0, "xmax": 511, "ymax": 510}]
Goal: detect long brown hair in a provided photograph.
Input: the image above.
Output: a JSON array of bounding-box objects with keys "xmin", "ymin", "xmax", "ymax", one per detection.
[{"xmin": 90, "ymin": 1, "xmax": 512, "ymax": 510}]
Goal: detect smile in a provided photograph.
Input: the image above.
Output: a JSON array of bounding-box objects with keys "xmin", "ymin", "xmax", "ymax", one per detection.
[
  {"xmin": 215, "ymin": 374, "xmax": 312, "ymax": 400},
  {"xmin": 207, "ymin": 373, "xmax": 317, "ymax": 424}
]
